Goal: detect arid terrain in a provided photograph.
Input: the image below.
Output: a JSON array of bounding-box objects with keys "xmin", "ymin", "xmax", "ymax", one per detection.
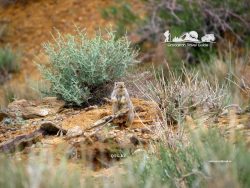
[{"xmin": 0, "ymin": 0, "xmax": 250, "ymax": 187}]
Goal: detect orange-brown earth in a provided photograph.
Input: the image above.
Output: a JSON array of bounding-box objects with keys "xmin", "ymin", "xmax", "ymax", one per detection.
[
  {"xmin": 1, "ymin": 97, "xmax": 250, "ymax": 169},
  {"xmin": 0, "ymin": 97, "xmax": 160, "ymax": 170},
  {"xmin": 0, "ymin": 96, "xmax": 249, "ymax": 183}
]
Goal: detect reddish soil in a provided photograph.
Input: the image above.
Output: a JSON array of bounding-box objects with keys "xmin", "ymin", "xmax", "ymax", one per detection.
[
  {"xmin": 0, "ymin": 97, "xmax": 159, "ymax": 172},
  {"xmin": 0, "ymin": 97, "xmax": 249, "ymax": 176}
]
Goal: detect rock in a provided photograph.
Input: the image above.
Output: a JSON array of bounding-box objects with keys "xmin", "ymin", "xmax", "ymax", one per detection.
[
  {"xmin": 40, "ymin": 121, "xmax": 67, "ymax": 135},
  {"xmin": 66, "ymin": 126, "xmax": 83, "ymax": 138},
  {"xmin": 141, "ymin": 128, "xmax": 151, "ymax": 134},
  {"xmin": 134, "ymin": 128, "xmax": 140, "ymax": 132},
  {"xmin": 133, "ymin": 148, "xmax": 147, "ymax": 156},
  {"xmin": 0, "ymin": 129, "xmax": 43, "ymax": 153},
  {"xmin": 84, "ymin": 105, "xmax": 98, "ymax": 111},
  {"xmin": 130, "ymin": 135, "xmax": 140, "ymax": 145},
  {"xmin": 134, "ymin": 106, "xmax": 145, "ymax": 112},
  {"xmin": 7, "ymin": 99, "xmax": 27, "ymax": 108},
  {"xmin": 143, "ymin": 134, "xmax": 150, "ymax": 139},
  {"xmin": 3, "ymin": 118, "xmax": 11, "ymax": 125},
  {"xmin": 0, "ymin": 110, "xmax": 8, "ymax": 122},
  {"xmin": 41, "ymin": 97, "xmax": 65, "ymax": 113},
  {"xmin": 220, "ymin": 104, "xmax": 243, "ymax": 116},
  {"xmin": 5, "ymin": 97, "xmax": 65, "ymax": 120},
  {"xmin": 22, "ymin": 107, "xmax": 49, "ymax": 119},
  {"xmin": 220, "ymin": 109, "xmax": 229, "ymax": 116},
  {"xmin": 247, "ymin": 122, "xmax": 250, "ymax": 129}
]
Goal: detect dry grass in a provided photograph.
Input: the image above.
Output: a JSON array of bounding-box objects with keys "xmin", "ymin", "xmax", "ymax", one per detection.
[{"xmin": 135, "ymin": 66, "xmax": 228, "ymax": 125}]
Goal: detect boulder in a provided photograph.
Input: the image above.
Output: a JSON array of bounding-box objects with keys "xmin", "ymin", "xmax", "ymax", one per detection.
[
  {"xmin": 22, "ymin": 107, "xmax": 49, "ymax": 119},
  {"xmin": 5, "ymin": 97, "xmax": 65, "ymax": 120},
  {"xmin": 0, "ymin": 110, "xmax": 8, "ymax": 122},
  {"xmin": 66, "ymin": 126, "xmax": 83, "ymax": 138}
]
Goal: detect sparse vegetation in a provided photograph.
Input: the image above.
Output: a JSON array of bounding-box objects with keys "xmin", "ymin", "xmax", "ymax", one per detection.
[
  {"xmin": 39, "ymin": 29, "xmax": 137, "ymax": 106},
  {"xmin": 1, "ymin": 81, "xmax": 44, "ymax": 108},
  {"xmin": 196, "ymin": 49, "xmax": 250, "ymax": 106},
  {"xmin": 0, "ymin": 21, "xmax": 8, "ymax": 41},
  {"xmin": 0, "ymin": 154, "xmax": 81, "ymax": 188},
  {"xmin": 119, "ymin": 128, "xmax": 250, "ymax": 188},
  {"xmin": 0, "ymin": 1, "xmax": 249, "ymax": 188},
  {"xmin": 0, "ymin": 47, "xmax": 19, "ymax": 73},
  {"xmin": 0, "ymin": 127, "xmax": 249, "ymax": 188},
  {"xmin": 3, "ymin": 85, "xmax": 15, "ymax": 104},
  {"xmin": 136, "ymin": 67, "xmax": 228, "ymax": 124},
  {"xmin": 0, "ymin": 47, "xmax": 20, "ymax": 84},
  {"xmin": 101, "ymin": 1, "xmax": 139, "ymax": 38},
  {"xmin": 103, "ymin": 0, "xmax": 250, "ymax": 63}
]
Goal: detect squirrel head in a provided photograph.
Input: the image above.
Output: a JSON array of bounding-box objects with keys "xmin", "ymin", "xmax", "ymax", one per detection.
[{"xmin": 114, "ymin": 82, "xmax": 125, "ymax": 89}]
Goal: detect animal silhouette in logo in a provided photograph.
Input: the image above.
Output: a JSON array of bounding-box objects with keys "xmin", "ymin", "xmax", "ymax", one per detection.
[
  {"xmin": 164, "ymin": 30, "xmax": 171, "ymax": 42},
  {"xmin": 201, "ymin": 34, "xmax": 215, "ymax": 42},
  {"xmin": 164, "ymin": 30, "xmax": 215, "ymax": 44},
  {"xmin": 172, "ymin": 31, "xmax": 199, "ymax": 43}
]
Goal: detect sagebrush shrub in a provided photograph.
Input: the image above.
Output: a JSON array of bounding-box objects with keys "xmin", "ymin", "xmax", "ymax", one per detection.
[{"xmin": 39, "ymin": 29, "xmax": 137, "ymax": 105}]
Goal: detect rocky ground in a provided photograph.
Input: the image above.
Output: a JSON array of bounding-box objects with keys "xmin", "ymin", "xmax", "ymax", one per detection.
[
  {"xmin": 0, "ymin": 97, "xmax": 160, "ymax": 172},
  {"xmin": 0, "ymin": 97, "xmax": 250, "ymax": 178}
]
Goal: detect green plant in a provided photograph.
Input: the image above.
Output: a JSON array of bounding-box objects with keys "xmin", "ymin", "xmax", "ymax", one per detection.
[
  {"xmin": 118, "ymin": 128, "xmax": 250, "ymax": 188},
  {"xmin": 3, "ymin": 86, "xmax": 15, "ymax": 105},
  {"xmin": 101, "ymin": 1, "xmax": 139, "ymax": 38},
  {"xmin": 102, "ymin": 0, "xmax": 250, "ymax": 64},
  {"xmin": 0, "ymin": 128, "xmax": 249, "ymax": 187},
  {"xmin": 0, "ymin": 153, "xmax": 82, "ymax": 188},
  {"xmin": 39, "ymin": 29, "xmax": 138, "ymax": 106},
  {"xmin": 0, "ymin": 47, "xmax": 19, "ymax": 73},
  {"xmin": 0, "ymin": 47, "xmax": 20, "ymax": 84}
]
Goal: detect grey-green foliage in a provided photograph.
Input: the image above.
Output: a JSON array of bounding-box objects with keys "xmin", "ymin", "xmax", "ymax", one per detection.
[
  {"xmin": 118, "ymin": 129, "xmax": 250, "ymax": 188},
  {"xmin": 0, "ymin": 129, "xmax": 249, "ymax": 187},
  {"xmin": 0, "ymin": 154, "xmax": 81, "ymax": 188},
  {"xmin": 40, "ymin": 29, "xmax": 137, "ymax": 105}
]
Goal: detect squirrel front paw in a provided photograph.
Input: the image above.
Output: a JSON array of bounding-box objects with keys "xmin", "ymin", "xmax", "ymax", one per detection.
[{"xmin": 120, "ymin": 96, "xmax": 126, "ymax": 104}]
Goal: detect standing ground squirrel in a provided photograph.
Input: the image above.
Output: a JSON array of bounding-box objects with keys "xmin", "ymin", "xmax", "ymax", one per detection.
[{"xmin": 111, "ymin": 82, "xmax": 134, "ymax": 127}]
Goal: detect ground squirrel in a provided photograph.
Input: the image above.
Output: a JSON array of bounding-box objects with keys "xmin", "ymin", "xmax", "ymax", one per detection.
[{"xmin": 111, "ymin": 82, "xmax": 134, "ymax": 127}]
